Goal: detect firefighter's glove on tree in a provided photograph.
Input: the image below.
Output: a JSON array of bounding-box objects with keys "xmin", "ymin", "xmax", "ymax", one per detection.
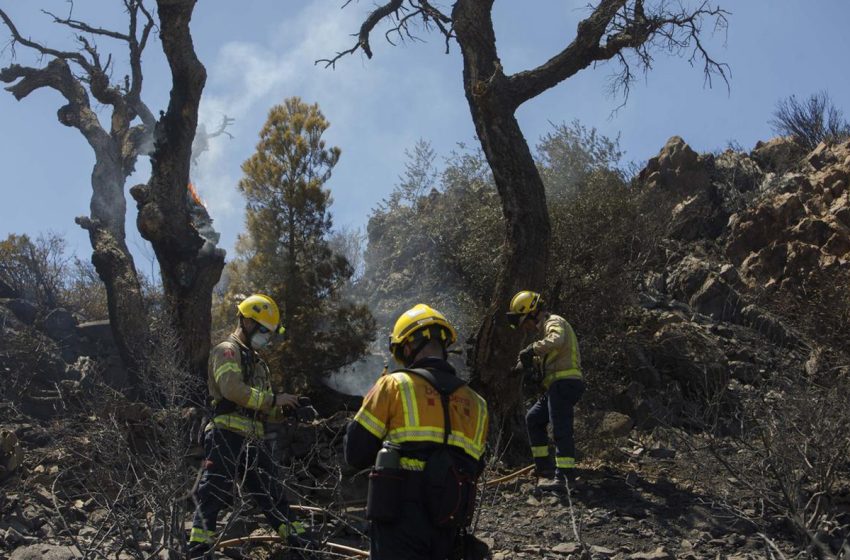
[{"xmin": 519, "ymin": 346, "xmax": 536, "ymax": 369}]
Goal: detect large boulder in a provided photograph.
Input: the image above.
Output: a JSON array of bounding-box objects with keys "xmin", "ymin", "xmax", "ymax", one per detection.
[
  {"xmin": 751, "ymin": 136, "xmax": 805, "ymax": 174},
  {"xmin": 640, "ymin": 137, "xmax": 712, "ymax": 198},
  {"xmin": 41, "ymin": 308, "xmax": 77, "ymax": 342},
  {"xmin": 649, "ymin": 322, "xmax": 730, "ymax": 399},
  {"xmin": 2, "ymin": 299, "xmax": 38, "ymax": 326},
  {"xmin": 667, "ymin": 188, "xmax": 727, "ymax": 241},
  {"xmin": 666, "ymin": 256, "xmax": 712, "ymax": 300},
  {"xmin": 689, "ymin": 275, "xmax": 744, "ymax": 322}
]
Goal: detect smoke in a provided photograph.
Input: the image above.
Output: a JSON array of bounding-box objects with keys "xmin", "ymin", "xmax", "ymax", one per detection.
[{"xmin": 324, "ymin": 352, "xmax": 388, "ymax": 396}]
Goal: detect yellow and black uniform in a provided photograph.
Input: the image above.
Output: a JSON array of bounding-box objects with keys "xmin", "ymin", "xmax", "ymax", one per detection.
[
  {"xmin": 188, "ymin": 335, "xmax": 302, "ymax": 558},
  {"xmin": 345, "ymin": 357, "xmax": 489, "ymax": 560},
  {"xmin": 525, "ymin": 314, "xmax": 585, "ymax": 477}
]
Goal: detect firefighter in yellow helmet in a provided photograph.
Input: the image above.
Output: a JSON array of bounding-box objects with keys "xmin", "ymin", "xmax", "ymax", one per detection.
[
  {"xmin": 507, "ymin": 291, "xmax": 585, "ymax": 492},
  {"xmin": 345, "ymin": 304, "xmax": 490, "ymax": 560},
  {"xmin": 188, "ymin": 294, "xmax": 315, "ymax": 559}
]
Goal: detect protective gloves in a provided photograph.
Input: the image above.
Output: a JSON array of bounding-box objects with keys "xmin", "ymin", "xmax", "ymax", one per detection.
[{"xmin": 518, "ymin": 346, "xmax": 536, "ymax": 368}]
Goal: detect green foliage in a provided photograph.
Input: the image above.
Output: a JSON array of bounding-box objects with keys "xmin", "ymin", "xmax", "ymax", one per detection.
[
  {"xmin": 359, "ymin": 124, "xmax": 655, "ymax": 370},
  {"xmin": 358, "ymin": 141, "xmax": 502, "ymax": 341},
  {"xmin": 230, "ymin": 97, "xmax": 374, "ymax": 390},
  {"xmin": 537, "ymin": 120, "xmax": 627, "ymax": 199}
]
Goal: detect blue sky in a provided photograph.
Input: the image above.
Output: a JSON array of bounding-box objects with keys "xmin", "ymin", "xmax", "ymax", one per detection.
[{"xmin": 1, "ymin": 1, "xmax": 849, "ymax": 266}]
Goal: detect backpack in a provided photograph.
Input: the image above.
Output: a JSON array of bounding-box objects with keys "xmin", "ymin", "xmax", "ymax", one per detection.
[{"xmin": 399, "ymin": 368, "xmax": 480, "ymax": 528}]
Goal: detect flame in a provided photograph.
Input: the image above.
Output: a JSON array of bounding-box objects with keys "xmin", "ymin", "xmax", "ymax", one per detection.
[{"xmin": 187, "ymin": 182, "xmax": 206, "ymax": 208}]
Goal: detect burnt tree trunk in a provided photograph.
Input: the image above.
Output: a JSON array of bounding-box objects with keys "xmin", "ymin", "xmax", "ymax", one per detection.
[
  {"xmin": 1, "ymin": 4, "xmax": 160, "ymax": 392},
  {"xmin": 453, "ymin": 0, "xmax": 551, "ymax": 458},
  {"xmin": 132, "ymin": 0, "xmax": 225, "ymax": 383},
  {"xmin": 77, "ymin": 146, "xmax": 149, "ymax": 388}
]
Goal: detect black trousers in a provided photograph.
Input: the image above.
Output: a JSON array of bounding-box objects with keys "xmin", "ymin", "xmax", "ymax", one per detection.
[
  {"xmin": 526, "ymin": 378, "xmax": 585, "ymax": 475},
  {"xmin": 189, "ymin": 428, "xmax": 291, "ymax": 549},
  {"xmin": 370, "ymin": 500, "xmax": 457, "ymax": 560}
]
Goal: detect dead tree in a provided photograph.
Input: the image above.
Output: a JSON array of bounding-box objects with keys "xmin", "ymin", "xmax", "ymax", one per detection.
[
  {"xmin": 1, "ymin": 0, "xmax": 224, "ymax": 389},
  {"xmin": 1, "ymin": 1, "xmax": 158, "ymax": 387},
  {"xmin": 130, "ymin": 0, "xmax": 225, "ymax": 385},
  {"xmin": 321, "ymin": 0, "xmax": 729, "ymax": 456}
]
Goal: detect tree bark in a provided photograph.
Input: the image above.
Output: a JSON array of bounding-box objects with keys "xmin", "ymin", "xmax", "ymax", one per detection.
[
  {"xmin": 132, "ymin": 0, "xmax": 225, "ymax": 383},
  {"xmin": 453, "ymin": 0, "xmax": 551, "ymax": 459},
  {"xmin": 0, "ymin": 54, "xmax": 150, "ymax": 389}
]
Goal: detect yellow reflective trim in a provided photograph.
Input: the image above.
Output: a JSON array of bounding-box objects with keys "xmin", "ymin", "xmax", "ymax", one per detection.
[
  {"xmin": 543, "ymin": 368, "xmax": 583, "ymax": 389},
  {"xmin": 189, "ymin": 527, "xmax": 215, "ymax": 544},
  {"xmin": 213, "ymin": 362, "xmax": 241, "ymax": 382},
  {"xmin": 400, "ymin": 457, "xmax": 426, "ymax": 471},
  {"xmin": 354, "ymin": 408, "xmax": 386, "ymax": 438},
  {"xmin": 531, "ymin": 445, "xmax": 550, "ymax": 458},
  {"xmin": 246, "ymin": 388, "xmax": 269, "ymax": 410},
  {"xmin": 211, "ymin": 413, "xmax": 264, "ymax": 437},
  {"xmin": 555, "ymin": 456, "xmax": 576, "ymax": 469},
  {"xmin": 387, "ymin": 427, "xmax": 485, "ymax": 460},
  {"xmin": 568, "ymin": 324, "xmax": 580, "ymax": 367},
  {"xmin": 471, "ymin": 392, "xmax": 488, "ymax": 448},
  {"xmin": 391, "ymin": 372, "xmax": 420, "ymax": 427}
]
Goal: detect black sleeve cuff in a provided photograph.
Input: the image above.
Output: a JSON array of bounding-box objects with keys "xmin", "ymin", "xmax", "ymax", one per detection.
[{"xmin": 344, "ymin": 420, "xmax": 383, "ymax": 470}]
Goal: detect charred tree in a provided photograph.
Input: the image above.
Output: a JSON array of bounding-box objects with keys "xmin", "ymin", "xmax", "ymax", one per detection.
[
  {"xmin": 130, "ymin": 0, "xmax": 225, "ymax": 383},
  {"xmin": 1, "ymin": 0, "xmax": 225, "ymax": 390},
  {"xmin": 322, "ymin": 0, "xmax": 728, "ymax": 458},
  {"xmin": 0, "ymin": 2, "xmax": 158, "ymax": 387}
]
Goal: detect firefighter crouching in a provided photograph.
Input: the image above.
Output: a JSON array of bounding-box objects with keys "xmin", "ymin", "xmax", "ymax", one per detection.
[
  {"xmin": 345, "ymin": 304, "xmax": 490, "ymax": 560},
  {"xmin": 187, "ymin": 294, "xmax": 314, "ymax": 559},
  {"xmin": 507, "ymin": 291, "xmax": 585, "ymax": 492}
]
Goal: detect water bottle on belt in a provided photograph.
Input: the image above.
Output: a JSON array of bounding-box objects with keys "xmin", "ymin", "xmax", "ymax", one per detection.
[{"xmin": 375, "ymin": 443, "xmax": 400, "ymax": 470}]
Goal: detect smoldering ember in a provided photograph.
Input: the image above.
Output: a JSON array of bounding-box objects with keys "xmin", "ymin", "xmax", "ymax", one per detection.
[{"xmin": 1, "ymin": 2, "xmax": 849, "ymax": 560}]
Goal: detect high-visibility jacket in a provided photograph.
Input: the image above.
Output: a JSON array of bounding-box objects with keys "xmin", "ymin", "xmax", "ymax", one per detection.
[
  {"xmin": 207, "ymin": 334, "xmax": 279, "ymax": 437},
  {"xmin": 353, "ymin": 367, "xmax": 489, "ymax": 468},
  {"xmin": 530, "ymin": 314, "xmax": 582, "ymax": 389}
]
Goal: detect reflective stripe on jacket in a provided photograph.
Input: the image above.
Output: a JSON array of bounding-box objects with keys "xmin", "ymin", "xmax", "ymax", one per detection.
[
  {"xmin": 207, "ymin": 335, "xmax": 276, "ymax": 437},
  {"xmin": 531, "ymin": 314, "xmax": 582, "ymax": 389},
  {"xmin": 353, "ymin": 369, "xmax": 489, "ymax": 464}
]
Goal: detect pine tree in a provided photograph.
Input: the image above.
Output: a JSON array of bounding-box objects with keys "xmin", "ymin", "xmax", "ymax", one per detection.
[{"xmin": 235, "ymin": 97, "xmax": 374, "ymax": 392}]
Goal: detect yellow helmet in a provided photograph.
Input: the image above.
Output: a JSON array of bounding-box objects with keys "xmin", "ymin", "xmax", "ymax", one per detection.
[
  {"xmin": 236, "ymin": 294, "xmax": 286, "ymax": 335},
  {"xmin": 388, "ymin": 304, "xmax": 457, "ymax": 363},
  {"xmin": 506, "ymin": 290, "xmax": 543, "ymax": 329}
]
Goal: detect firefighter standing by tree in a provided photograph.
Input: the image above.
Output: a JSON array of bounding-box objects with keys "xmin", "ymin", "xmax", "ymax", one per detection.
[
  {"xmin": 187, "ymin": 294, "xmax": 314, "ymax": 559},
  {"xmin": 507, "ymin": 291, "xmax": 585, "ymax": 491},
  {"xmin": 345, "ymin": 304, "xmax": 490, "ymax": 560}
]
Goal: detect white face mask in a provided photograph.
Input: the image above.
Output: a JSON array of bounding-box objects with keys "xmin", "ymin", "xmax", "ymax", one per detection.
[{"xmin": 250, "ymin": 331, "xmax": 272, "ymax": 350}]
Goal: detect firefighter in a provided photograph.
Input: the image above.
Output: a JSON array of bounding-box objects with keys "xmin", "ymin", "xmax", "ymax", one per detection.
[
  {"xmin": 507, "ymin": 291, "xmax": 585, "ymax": 491},
  {"xmin": 345, "ymin": 304, "xmax": 490, "ymax": 560},
  {"xmin": 187, "ymin": 294, "xmax": 314, "ymax": 559}
]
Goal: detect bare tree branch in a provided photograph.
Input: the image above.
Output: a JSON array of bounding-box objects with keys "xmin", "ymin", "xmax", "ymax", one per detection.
[
  {"xmin": 317, "ymin": 0, "xmax": 404, "ymax": 68},
  {"xmin": 41, "ymin": 8, "xmax": 132, "ymax": 42},
  {"xmin": 318, "ymin": 0, "xmax": 454, "ymax": 67},
  {"xmin": 0, "ymin": 59, "xmax": 109, "ymax": 149},
  {"xmin": 0, "ymin": 8, "xmax": 90, "ymax": 70},
  {"xmin": 507, "ymin": 0, "xmax": 730, "ymax": 108}
]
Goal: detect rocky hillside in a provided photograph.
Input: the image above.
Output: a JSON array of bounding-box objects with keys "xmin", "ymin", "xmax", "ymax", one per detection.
[{"xmin": 1, "ymin": 136, "xmax": 849, "ymax": 559}]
